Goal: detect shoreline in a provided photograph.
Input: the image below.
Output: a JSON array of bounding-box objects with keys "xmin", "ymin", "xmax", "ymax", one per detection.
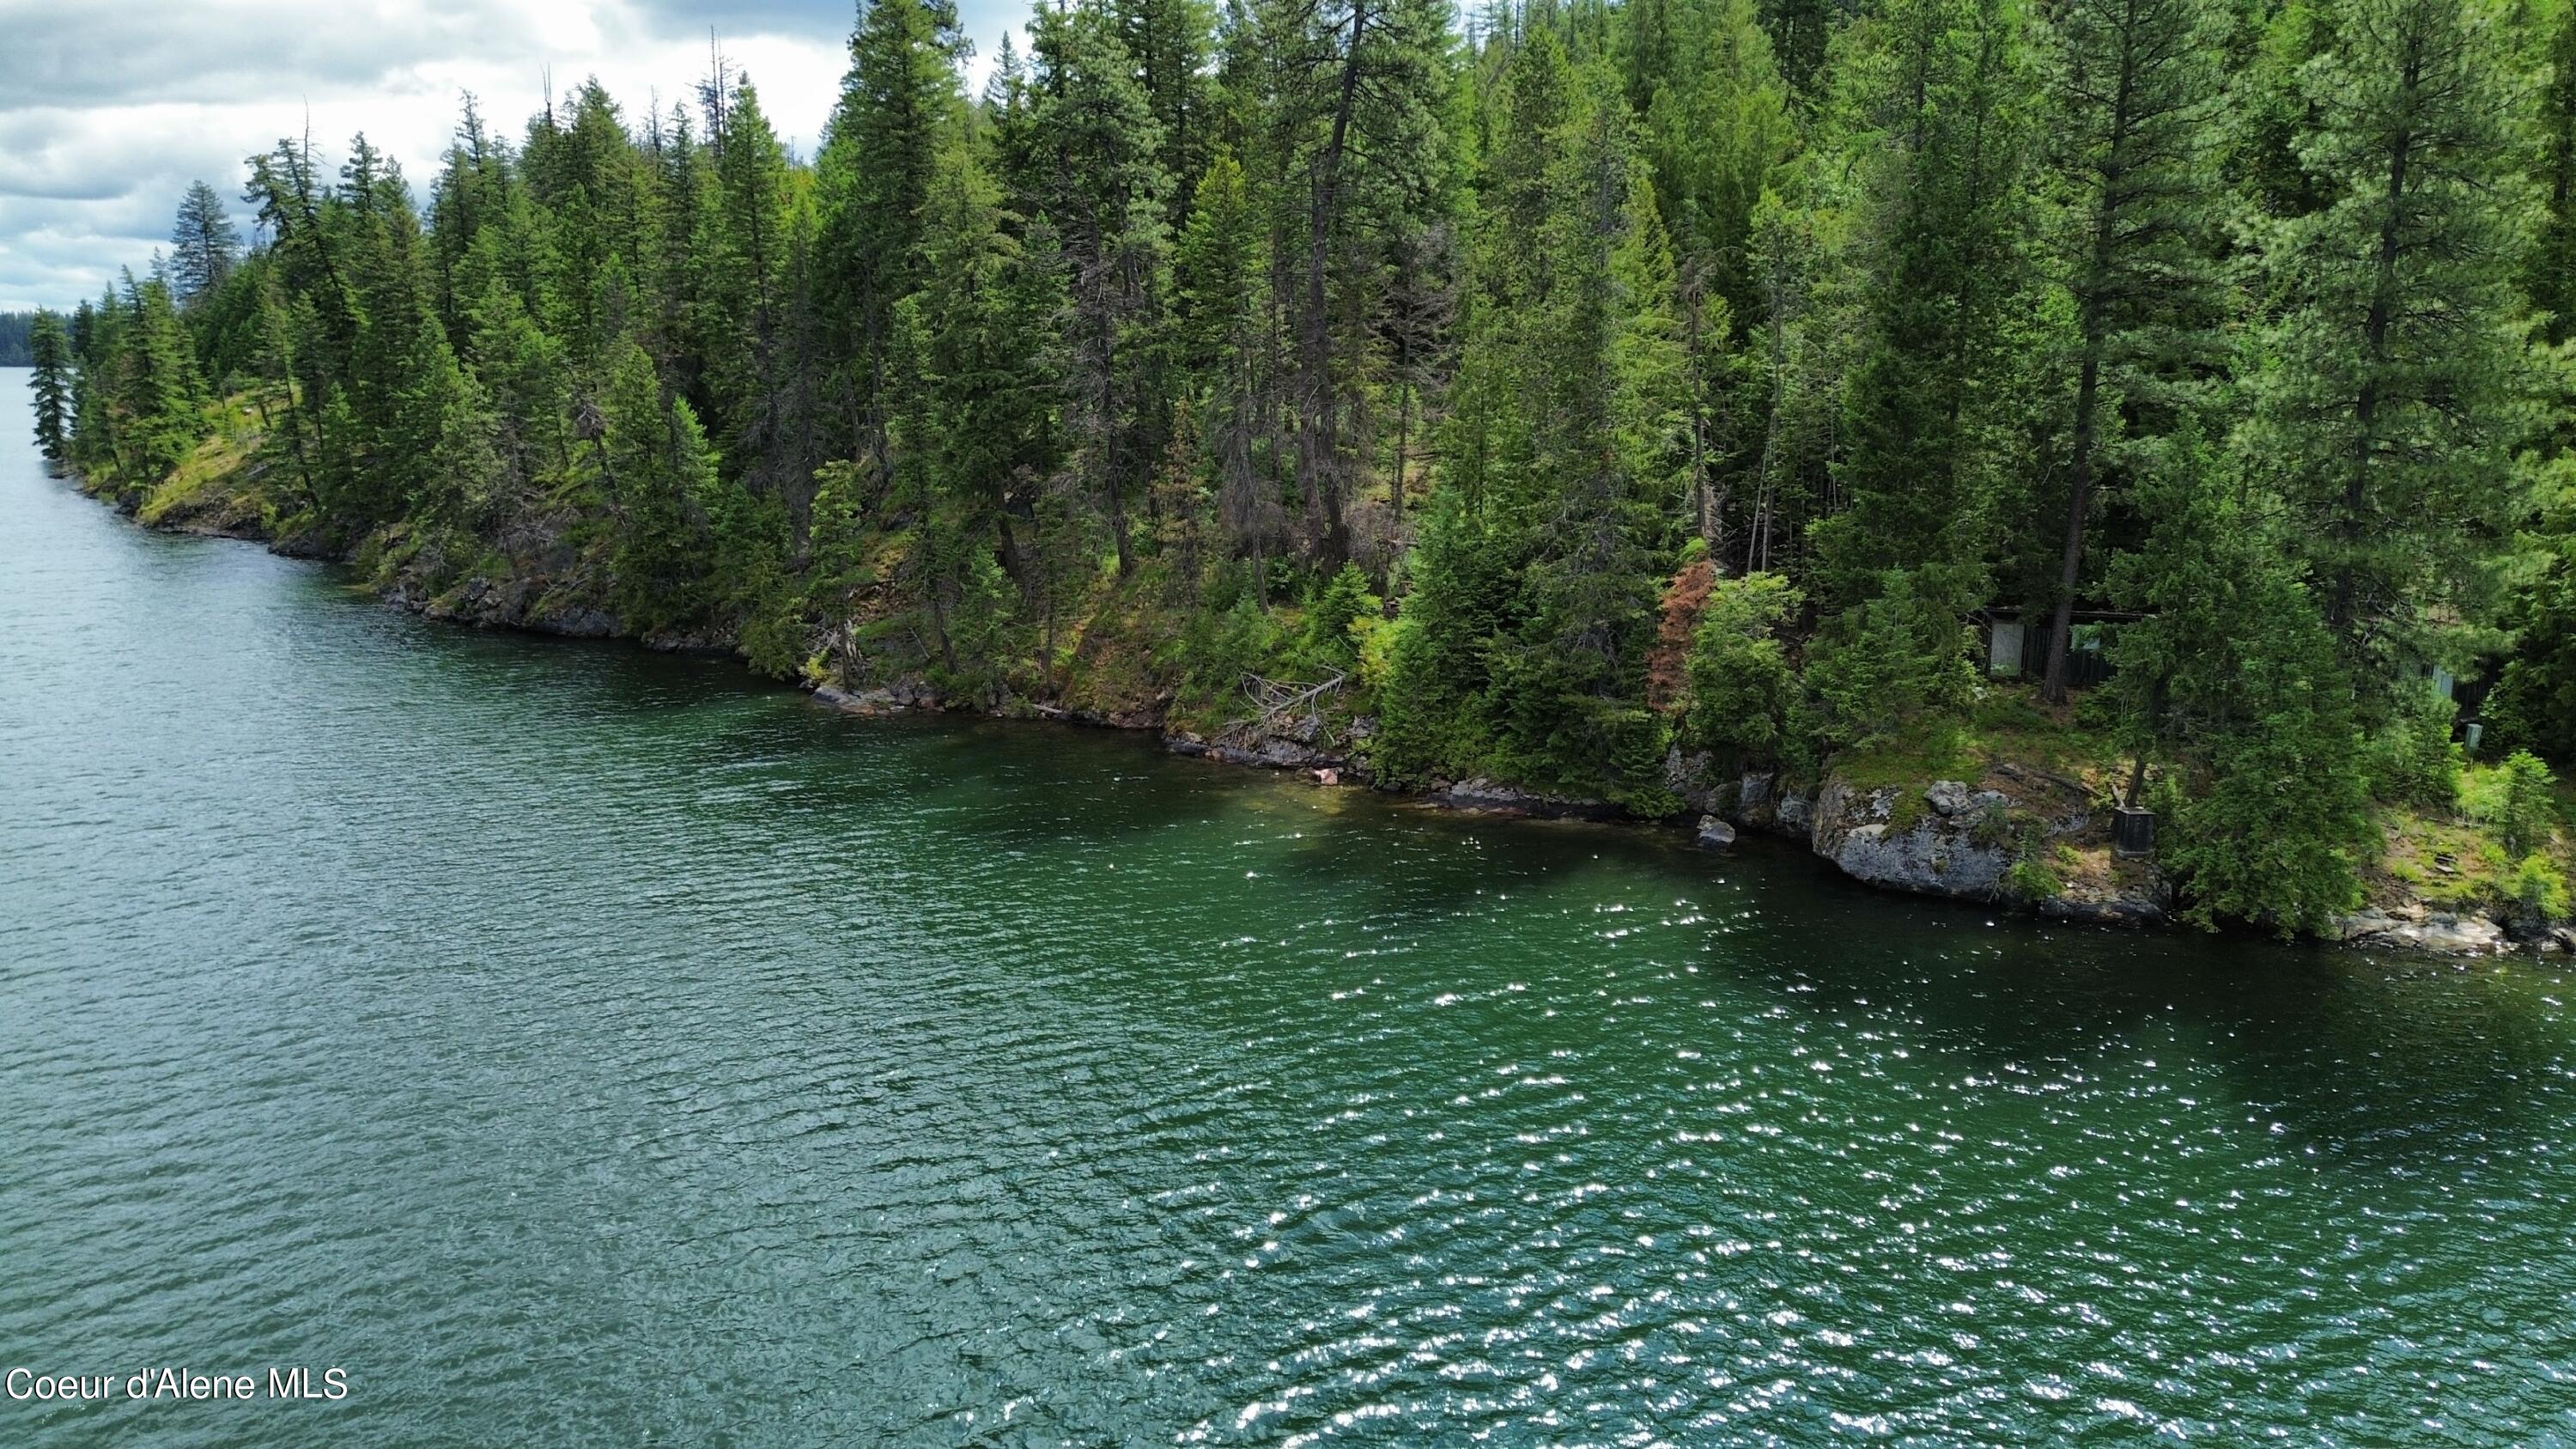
[{"xmin": 72, "ymin": 471, "xmax": 2575, "ymax": 961}]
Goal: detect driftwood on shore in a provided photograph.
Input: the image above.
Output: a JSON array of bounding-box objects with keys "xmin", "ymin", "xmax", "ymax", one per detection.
[{"xmin": 1236, "ymin": 672, "xmax": 1346, "ymax": 741}]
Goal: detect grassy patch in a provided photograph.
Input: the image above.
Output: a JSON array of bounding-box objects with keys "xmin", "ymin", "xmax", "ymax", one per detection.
[
  {"xmin": 135, "ymin": 390, "xmax": 280, "ymax": 528},
  {"xmin": 1832, "ymin": 684, "xmax": 2122, "ymax": 795},
  {"xmin": 1883, "ymin": 788, "xmax": 1930, "ymax": 837},
  {"xmin": 2367, "ymin": 762, "xmax": 2576, "ymax": 920},
  {"xmin": 1832, "ymin": 718, "xmax": 1978, "ymax": 792},
  {"xmin": 137, "ymin": 428, "xmax": 260, "ymax": 526}
]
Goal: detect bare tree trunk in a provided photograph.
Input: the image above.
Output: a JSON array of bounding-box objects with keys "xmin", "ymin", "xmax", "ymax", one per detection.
[
  {"xmin": 2042, "ymin": 345, "xmax": 2101, "ymax": 704},
  {"xmin": 2334, "ymin": 55, "xmax": 2415, "ymax": 642},
  {"xmin": 1297, "ymin": 0, "xmax": 1370, "ymax": 567}
]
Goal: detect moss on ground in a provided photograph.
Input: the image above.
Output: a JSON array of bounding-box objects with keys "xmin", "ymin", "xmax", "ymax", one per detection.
[
  {"xmin": 131, "ymin": 392, "xmax": 280, "ymax": 530},
  {"xmin": 1833, "ymin": 685, "xmax": 2123, "ymax": 798}
]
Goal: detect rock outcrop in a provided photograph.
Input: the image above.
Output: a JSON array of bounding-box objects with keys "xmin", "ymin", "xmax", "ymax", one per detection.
[
  {"xmin": 2333, "ymin": 907, "xmax": 2510, "ymax": 957},
  {"xmin": 1428, "ymin": 777, "xmax": 1624, "ymax": 820},
  {"xmin": 1665, "ymin": 752, "xmax": 2175, "ymax": 926},
  {"xmin": 812, "ymin": 678, "xmax": 943, "ymax": 715},
  {"xmin": 2039, "ymin": 880, "xmax": 2170, "ymax": 928},
  {"xmin": 1810, "ymin": 778, "xmax": 2014, "ymax": 901},
  {"xmin": 400, "ymin": 573, "xmax": 621, "ymax": 638}
]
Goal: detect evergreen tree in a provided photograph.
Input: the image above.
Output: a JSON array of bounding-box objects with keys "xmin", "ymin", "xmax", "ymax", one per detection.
[
  {"xmin": 1388, "ymin": 50, "xmax": 1684, "ymax": 801},
  {"xmin": 2247, "ymin": 0, "xmax": 2541, "ymax": 714},
  {"xmin": 1758, "ymin": 0, "xmax": 1836, "ymax": 95},
  {"xmin": 1117, "ymin": 0, "xmax": 1221, "ymax": 192},
  {"xmin": 591, "ymin": 336, "xmax": 722, "ymax": 630},
  {"xmin": 817, "ymin": 0, "xmax": 963, "ymax": 467},
  {"xmin": 2526, "ymin": 0, "xmax": 2576, "ymax": 344},
  {"xmin": 115, "ymin": 272, "xmax": 210, "ymax": 484},
  {"xmin": 2489, "ymin": 482, "xmax": 2576, "ymax": 763},
  {"xmin": 426, "ymin": 94, "xmax": 517, "ymax": 342},
  {"xmin": 523, "ymin": 80, "xmax": 653, "ymax": 363},
  {"xmin": 1029, "ymin": 0, "xmax": 1173, "ymax": 578},
  {"xmin": 168, "ymin": 180, "xmax": 243, "ymax": 305},
  {"xmin": 1279, "ymin": 0, "xmax": 1455, "ymax": 566},
  {"xmin": 1174, "ymin": 150, "xmax": 1277, "ymax": 561},
  {"xmin": 1807, "ymin": 0, "xmax": 2038, "ymax": 746},
  {"xmin": 332, "ymin": 133, "xmax": 492, "ymax": 528},
  {"xmin": 1631, "ymin": 0, "xmax": 1795, "ymax": 330},
  {"xmin": 887, "ymin": 131, "xmax": 1062, "ymax": 640},
  {"xmin": 27, "ymin": 309, "xmax": 73, "ymax": 473},
  {"xmin": 2111, "ymin": 429, "xmax": 2373, "ymax": 933},
  {"xmin": 2033, "ymin": 0, "xmax": 2227, "ymax": 701},
  {"xmin": 700, "ymin": 78, "xmax": 802, "ymax": 495}
]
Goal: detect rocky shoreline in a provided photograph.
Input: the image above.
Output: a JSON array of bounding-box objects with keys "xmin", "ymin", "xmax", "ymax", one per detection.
[
  {"xmin": 82, "ymin": 473, "xmax": 2576, "ymax": 959},
  {"xmin": 818, "ymin": 677, "xmax": 2574, "ymax": 959}
]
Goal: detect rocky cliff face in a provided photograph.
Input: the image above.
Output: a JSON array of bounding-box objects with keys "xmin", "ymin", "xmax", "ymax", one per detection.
[
  {"xmin": 1665, "ymin": 749, "xmax": 2173, "ymax": 928},
  {"xmin": 1810, "ymin": 777, "xmax": 2016, "ymax": 901},
  {"xmin": 385, "ymin": 571, "xmax": 623, "ymax": 640}
]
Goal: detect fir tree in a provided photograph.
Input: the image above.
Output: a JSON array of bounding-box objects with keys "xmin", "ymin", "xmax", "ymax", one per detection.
[
  {"xmin": 2526, "ymin": 0, "xmax": 2576, "ymax": 344},
  {"xmin": 889, "ymin": 131, "xmax": 1062, "ymax": 623},
  {"xmin": 592, "ymin": 336, "xmax": 723, "ymax": 630},
  {"xmin": 817, "ymin": 0, "xmax": 963, "ymax": 468},
  {"xmin": 28, "ymin": 309, "xmax": 73, "ymax": 473},
  {"xmin": 116, "ymin": 272, "xmax": 210, "ymax": 484},
  {"xmin": 2248, "ymin": 0, "xmax": 2542, "ymax": 713},
  {"xmin": 1174, "ymin": 151, "xmax": 1275, "ymax": 559},
  {"xmin": 1807, "ymin": 0, "xmax": 2038, "ymax": 746},
  {"xmin": 1029, "ymin": 0, "xmax": 1173, "ymax": 578},
  {"xmin": 2033, "ymin": 0, "xmax": 2227, "ymax": 701},
  {"xmin": 1117, "ymin": 0, "xmax": 1221, "ymax": 192},
  {"xmin": 168, "ymin": 180, "xmax": 243, "ymax": 305},
  {"xmin": 701, "ymin": 78, "xmax": 801, "ymax": 495},
  {"xmin": 2110, "ymin": 429, "xmax": 2373, "ymax": 933}
]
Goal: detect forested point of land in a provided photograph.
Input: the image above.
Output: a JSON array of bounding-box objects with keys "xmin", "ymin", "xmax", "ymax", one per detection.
[
  {"xmin": 23, "ymin": 0, "xmax": 2576, "ymax": 935},
  {"xmin": 0, "ymin": 313, "xmax": 35, "ymax": 366}
]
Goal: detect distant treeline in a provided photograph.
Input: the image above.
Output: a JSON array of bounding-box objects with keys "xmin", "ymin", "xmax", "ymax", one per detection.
[{"xmin": 0, "ymin": 313, "xmax": 33, "ymax": 367}]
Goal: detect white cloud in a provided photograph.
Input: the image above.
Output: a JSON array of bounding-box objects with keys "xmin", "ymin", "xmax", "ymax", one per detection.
[{"xmin": 0, "ymin": 0, "xmax": 1035, "ymax": 312}]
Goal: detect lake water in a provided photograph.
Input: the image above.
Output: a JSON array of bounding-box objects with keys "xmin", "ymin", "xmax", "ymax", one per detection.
[{"xmin": 4, "ymin": 370, "xmax": 2573, "ymax": 1444}]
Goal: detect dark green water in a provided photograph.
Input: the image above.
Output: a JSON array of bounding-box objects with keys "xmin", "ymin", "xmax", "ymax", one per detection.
[{"xmin": 4, "ymin": 374, "xmax": 2573, "ymax": 1446}]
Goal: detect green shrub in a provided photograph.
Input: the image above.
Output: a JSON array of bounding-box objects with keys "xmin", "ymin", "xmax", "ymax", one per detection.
[
  {"xmin": 2151, "ymin": 646, "xmax": 2372, "ymax": 936},
  {"xmin": 1801, "ymin": 566, "xmax": 1977, "ymax": 752},
  {"xmin": 2468, "ymin": 750, "xmax": 2564, "ymax": 859},
  {"xmin": 1300, "ymin": 563, "xmax": 1376, "ymax": 671},
  {"xmin": 2510, "ymin": 853, "xmax": 2572, "ymax": 920},
  {"xmin": 1968, "ymin": 798, "xmax": 2013, "ymax": 849},
  {"xmin": 2365, "ymin": 686, "xmax": 2460, "ymax": 807},
  {"xmin": 736, "ymin": 590, "xmax": 808, "ymax": 679},
  {"xmin": 2004, "ymin": 853, "xmax": 2063, "ymax": 903},
  {"xmin": 1682, "ymin": 571, "xmax": 1801, "ymax": 761},
  {"xmin": 1171, "ymin": 594, "xmax": 1283, "ymax": 719}
]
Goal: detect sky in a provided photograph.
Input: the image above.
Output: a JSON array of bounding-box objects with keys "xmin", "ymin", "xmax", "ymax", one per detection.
[{"xmin": 0, "ymin": 0, "xmax": 1029, "ymax": 313}]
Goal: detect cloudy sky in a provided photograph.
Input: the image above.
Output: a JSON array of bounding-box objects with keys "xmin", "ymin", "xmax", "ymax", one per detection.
[{"xmin": 0, "ymin": 0, "xmax": 1029, "ymax": 312}]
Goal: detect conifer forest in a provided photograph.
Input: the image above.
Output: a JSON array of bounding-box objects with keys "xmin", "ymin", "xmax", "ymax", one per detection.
[{"xmin": 27, "ymin": 0, "xmax": 2576, "ymax": 936}]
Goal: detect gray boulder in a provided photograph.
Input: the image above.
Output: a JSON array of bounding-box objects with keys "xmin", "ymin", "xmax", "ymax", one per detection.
[{"xmin": 2336, "ymin": 908, "xmax": 2507, "ymax": 956}]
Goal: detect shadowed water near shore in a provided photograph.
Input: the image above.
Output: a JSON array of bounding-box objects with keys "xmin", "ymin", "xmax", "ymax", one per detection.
[{"xmin": 6, "ymin": 372, "xmax": 2574, "ymax": 1444}]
